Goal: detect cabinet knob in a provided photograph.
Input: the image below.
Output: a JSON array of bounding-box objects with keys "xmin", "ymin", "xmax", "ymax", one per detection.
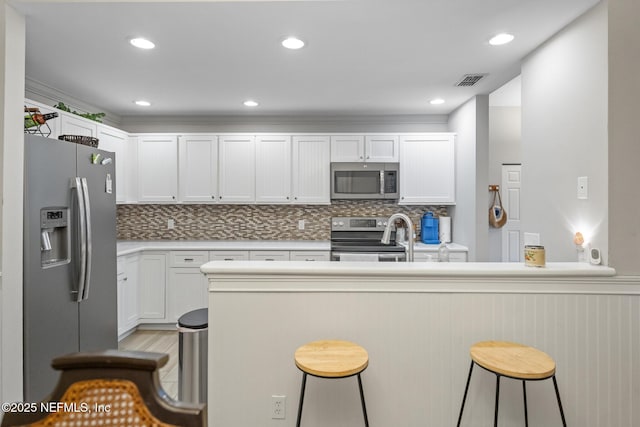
[
  {"xmin": 366, "ymin": 155, "xmax": 370, "ymax": 159},
  {"xmin": 123, "ymin": 277, "xmax": 128, "ymax": 281},
  {"xmin": 360, "ymin": 156, "xmax": 364, "ymax": 159},
  {"xmin": 172, "ymin": 196, "xmax": 175, "ymax": 200},
  {"xmin": 286, "ymin": 196, "xmax": 289, "ymax": 200},
  {"xmin": 212, "ymin": 195, "xmax": 215, "ymax": 199}
]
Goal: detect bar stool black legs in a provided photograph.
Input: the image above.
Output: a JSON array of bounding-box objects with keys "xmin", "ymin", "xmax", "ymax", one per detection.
[
  {"xmin": 295, "ymin": 371, "xmax": 369, "ymax": 427},
  {"xmin": 457, "ymin": 359, "xmax": 567, "ymax": 426}
]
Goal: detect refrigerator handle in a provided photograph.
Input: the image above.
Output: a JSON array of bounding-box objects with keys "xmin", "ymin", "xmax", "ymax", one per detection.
[
  {"xmin": 81, "ymin": 178, "xmax": 92, "ymax": 300},
  {"xmin": 71, "ymin": 177, "xmax": 87, "ymax": 302}
]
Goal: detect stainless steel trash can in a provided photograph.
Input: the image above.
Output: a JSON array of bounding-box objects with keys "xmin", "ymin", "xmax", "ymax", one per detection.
[{"xmin": 178, "ymin": 308, "xmax": 208, "ymax": 404}]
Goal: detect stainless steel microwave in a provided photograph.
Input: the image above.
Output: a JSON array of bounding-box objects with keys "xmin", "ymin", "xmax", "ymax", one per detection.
[{"xmin": 330, "ymin": 162, "xmax": 399, "ymax": 200}]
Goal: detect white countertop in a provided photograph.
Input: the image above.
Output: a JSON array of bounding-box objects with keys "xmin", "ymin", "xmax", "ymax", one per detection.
[
  {"xmin": 117, "ymin": 240, "xmax": 331, "ymax": 256},
  {"xmin": 201, "ymin": 260, "xmax": 615, "ymax": 277}
]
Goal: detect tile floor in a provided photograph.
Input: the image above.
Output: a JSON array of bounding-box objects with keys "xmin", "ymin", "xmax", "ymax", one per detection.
[{"xmin": 118, "ymin": 330, "xmax": 179, "ymax": 399}]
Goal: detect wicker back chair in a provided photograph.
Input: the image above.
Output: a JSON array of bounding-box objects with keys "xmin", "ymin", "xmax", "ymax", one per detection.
[{"xmin": 1, "ymin": 350, "xmax": 206, "ymax": 427}]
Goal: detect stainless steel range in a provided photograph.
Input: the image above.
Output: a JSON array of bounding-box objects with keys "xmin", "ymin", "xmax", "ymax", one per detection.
[{"xmin": 330, "ymin": 216, "xmax": 406, "ymax": 262}]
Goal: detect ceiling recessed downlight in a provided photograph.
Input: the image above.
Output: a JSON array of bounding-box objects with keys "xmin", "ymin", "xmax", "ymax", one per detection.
[
  {"xmin": 281, "ymin": 37, "xmax": 305, "ymax": 50},
  {"xmin": 489, "ymin": 33, "xmax": 514, "ymax": 46},
  {"xmin": 134, "ymin": 100, "xmax": 151, "ymax": 107},
  {"xmin": 430, "ymin": 98, "xmax": 445, "ymax": 105},
  {"xmin": 243, "ymin": 100, "xmax": 259, "ymax": 107},
  {"xmin": 130, "ymin": 38, "xmax": 155, "ymax": 49}
]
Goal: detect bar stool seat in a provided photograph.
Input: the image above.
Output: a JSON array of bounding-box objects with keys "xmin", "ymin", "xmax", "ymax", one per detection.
[
  {"xmin": 457, "ymin": 340, "xmax": 566, "ymax": 427},
  {"xmin": 294, "ymin": 340, "xmax": 369, "ymax": 427}
]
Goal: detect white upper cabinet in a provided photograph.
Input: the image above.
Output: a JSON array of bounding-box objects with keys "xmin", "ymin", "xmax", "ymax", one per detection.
[
  {"xmin": 292, "ymin": 136, "xmax": 330, "ymax": 204},
  {"xmin": 137, "ymin": 135, "xmax": 178, "ymax": 203},
  {"xmin": 178, "ymin": 135, "xmax": 218, "ymax": 203},
  {"xmin": 365, "ymin": 135, "xmax": 399, "ymax": 162},
  {"xmin": 60, "ymin": 114, "xmax": 98, "ymax": 138},
  {"xmin": 255, "ymin": 135, "xmax": 291, "ymax": 203},
  {"xmin": 330, "ymin": 135, "xmax": 364, "ymax": 162},
  {"xmin": 331, "ymin": 135, "xmax": 398, "ymax": 162},
  {"xmin": 399, "ymin": 134, "xmax": 456, "ymax": 205},
  {"xmin": 219, "ymin": 135, "xmax": 255, "ymax": 203},
  {"xmin": 97, "ymin": 125, "xmax": 128, "ymax": 204}
]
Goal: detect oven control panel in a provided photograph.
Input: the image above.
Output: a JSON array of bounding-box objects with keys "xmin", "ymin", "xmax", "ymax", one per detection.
[{"xmin": 331, "ymin": 217, "xmax": 389, "ymax": 231}]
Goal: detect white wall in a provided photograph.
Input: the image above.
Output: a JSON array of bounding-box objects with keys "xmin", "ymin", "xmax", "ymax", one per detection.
[
  {"xmin": 119, "ymin": 114, "xmax": 449, "ymax": 134},
  {"xmin": 521, "ymin": 1, "xmax": 608, "ymax": 262},
  {"xmin": 488, "ymin": 106, "xmax": 522, "ymax": 261},
  {"xmin": 0, "ymin": 0, "xmax": 25, "ymax": 403},
  {"xmin": 608, "ymin": 0, "xmax": 640, "ymax": 275},
  {"xmin": 448, "ymin": 96, "xmax": 489, "ymax": 261}
]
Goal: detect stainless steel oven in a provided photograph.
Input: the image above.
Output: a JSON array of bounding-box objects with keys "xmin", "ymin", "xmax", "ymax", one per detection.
[
  {"xmin": 330, "ymin": 216, "xmax": 406, "ymax": 262},
  {"xmin": 330, "ymin": 163, "xmax": 399, "ymax": 200}
]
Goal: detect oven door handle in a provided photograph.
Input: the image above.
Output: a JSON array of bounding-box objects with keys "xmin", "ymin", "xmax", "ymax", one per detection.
[{"xmin": 378, "ymin": 253, "xmax": 406, "ymax": 262}]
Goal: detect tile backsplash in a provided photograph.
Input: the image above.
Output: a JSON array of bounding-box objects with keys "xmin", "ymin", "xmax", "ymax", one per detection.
[{"xmin": 117, "ymin": 201, "xmax": 448, "ymax": 241}]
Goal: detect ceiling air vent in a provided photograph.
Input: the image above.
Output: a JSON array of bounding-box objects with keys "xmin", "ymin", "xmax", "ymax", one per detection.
[{"xmin": 455, "ymin": 74, "xmax": 487, "ymax": 87}]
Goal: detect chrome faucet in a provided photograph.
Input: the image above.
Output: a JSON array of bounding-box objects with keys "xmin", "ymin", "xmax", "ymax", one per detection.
[{"xmin": 381, "ymin": 213, "xmax": 414, "ymax": 262}]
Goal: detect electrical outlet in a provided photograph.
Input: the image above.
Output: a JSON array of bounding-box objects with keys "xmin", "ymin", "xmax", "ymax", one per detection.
[
  {"xmin": 298, "ymin": 220, "xmax": 305, "ymax": 230},
  {"xmin": 167, "ymin": 219, "xmax": 175, "ymax": 230},
  {"xmin": 272, "ymin": 395, "xmax": 286, "ymax": 419}
]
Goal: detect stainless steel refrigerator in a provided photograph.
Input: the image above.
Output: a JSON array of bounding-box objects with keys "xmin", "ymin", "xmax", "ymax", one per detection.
[{"xmin": 23, "ymin": 134, "xmax": 118, "ymax": 401}]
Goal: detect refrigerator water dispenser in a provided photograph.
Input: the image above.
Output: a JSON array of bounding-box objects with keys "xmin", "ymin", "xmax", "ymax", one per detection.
[{"xmin": 40, "ymin": 207, "xmax": 70, "ymax": 268}]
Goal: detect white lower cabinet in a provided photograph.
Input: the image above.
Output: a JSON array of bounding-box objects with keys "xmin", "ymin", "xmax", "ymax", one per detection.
[
  {"xmin": 249, "ymin": 251, "xmax": 290, "ymax": 261},
  {"xmin": 168, "ymin": 268, "xmax": 208, "ymax": 324},
  {"xmin": 117, "ymin": 255, "xmax": 139, "ymax": 337},
  {"xmin": 290, "ymin": 251, "xmax": 331, "ymax": 261},
  {"xmin": 209, "ymin": 251, "xmax": 250, "ymax": 261},
  {"xmin": 138, "ymin": 252, "xmax": 167, "ymax": 321}
]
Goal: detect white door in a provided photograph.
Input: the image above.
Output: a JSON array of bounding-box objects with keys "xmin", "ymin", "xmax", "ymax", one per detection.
[
  {"xmin": 501, "ymin": 164, "xmax": 522, "ymax": 262},
  {"xmin": 137, "ymin": 135, "xmax": 178, "ymax": 203},
  {"xmin": 219, "ymin": 135, "xmax": 255, "ymax": 203},
  {"xmin": 292, "ymin": 136, "xmax": 330, "ymax": 204},
  {"xmin": 178, "ymin": 135, "xmax": 218, "ymax": 202},
  {"xmin": 60, "ymin": 114, "xmax": 98, "ymax": 137},
  {"xmin": 330, "ymin": 135, "xmax": 364, "ymax": 162},
  {"xmin": 255, "ymin": 135, "xmax": 291, "ymax": 203},
  {"xmin": 365, "ymin": 135, "xmax": 399, "ymax": 162}
]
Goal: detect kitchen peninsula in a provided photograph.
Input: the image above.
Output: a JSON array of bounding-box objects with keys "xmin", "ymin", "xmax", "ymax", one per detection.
[{"xmin": 201, "ymin": 261, "xmax": 638, "ymax": 427}]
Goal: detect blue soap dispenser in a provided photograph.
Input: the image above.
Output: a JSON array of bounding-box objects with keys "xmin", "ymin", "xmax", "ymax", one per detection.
[{"xmin": 421, "ymin": 212, "xmax": 440, "ymax": 244}]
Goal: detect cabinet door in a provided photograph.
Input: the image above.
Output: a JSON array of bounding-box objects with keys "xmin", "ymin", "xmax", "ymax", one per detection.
[
  {"xmin": 60, "ymin": 114, "xmax": 98, "ymax": 138},
  {"xmin": 255, "ymin": 135, "xmax": 291, "ymax": 203},
  {"xmin": 366, "ymin": 135, "xmax": 399, "ymax": 162},
  {"xmin": 330, "ymin": 135, "xmax": 364, "ymax": 162},
  {"xmin": 248, "ymin": 251, "xmax": 290, "ymax": 261},
  {"xmin": 138, "ymin": 253, "xmax": 167, "ymax": 320},
  {"xmin": 137, "ymin": 135, "xmax": 178, "ymax": 203},
  {"xmin": 292, "ymin": 136, "xmax": 330, "ymax": 204},
  {"xmin": 290, "ymin": 251, "xmax": 331, "ymax": 261},
  {"xmin": 209, "ymin": 251, "xmax": 250, "ymax": 261},
  {"xmin": 399, "ymin": 134, "xmax": 455, "ymax": 204},
  {"xmin": 219, "ymin": 135, "xmax": 255, "ymax": 203},
  {"xmin": 98, "ymin": 126, "xmax": 128, "ymax": 203},
  {"xmin": 123, "ymin": 255, "xmax": 139, "ymax": 329},
  {"xmin": 178, "ymin": 135, "xmax": 218, "ymax": 203},
  {"xmin": 168, "ymin": 268, "xmax": 208, "ymax": 323}
]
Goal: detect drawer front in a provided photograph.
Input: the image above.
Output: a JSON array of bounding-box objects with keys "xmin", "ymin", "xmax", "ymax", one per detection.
[
  {"xmin": 290, "ymin": 251, "xmax": 331, "ymax": 262},
  {"xmin": 449, "ymin": 252, "xmax": 467, "ymax": 262},
  {"xmin": 249, "ymin": 251, "xmax": 290, "ymax": 261},
  {"xmin": 170, "ymin": 251, "xmax": 209, "ymax": 267},
  {"xmin": 209, "ymin": 251, "xmax": 250, "ymax": 261}
]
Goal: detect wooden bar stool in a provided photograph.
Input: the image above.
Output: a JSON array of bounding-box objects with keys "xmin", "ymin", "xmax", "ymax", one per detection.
[
  {"xmin": 294, "ymin": 339, "xmax": 369, "ymax": 427},
  {"xmin": 457, "ymin": 341, "xmax": 567, "ymax": 427}
]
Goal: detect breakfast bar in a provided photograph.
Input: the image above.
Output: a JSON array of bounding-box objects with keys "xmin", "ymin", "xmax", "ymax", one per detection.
[{"xmin": 201, "ymin": 261, "xmax": 638, "ymax": 427}]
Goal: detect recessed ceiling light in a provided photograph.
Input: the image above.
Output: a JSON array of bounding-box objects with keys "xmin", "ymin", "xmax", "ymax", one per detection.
[
  {"xmin": 489, "ymin": 33, "xmax": 514, "ymax": 46},
  {"xmin": 130, "ymin": 38, "xmax": 155, "ymax": 49},
  {"xmin": 281, "ymin": 37, "xmax": 305, "ymax": 50},
  {"xmin": 243, "ymin": 100, "xmax": 259, "ymax": 107},
  {"xmin": 430, "ymin": 98, "xmax": 445, "ymax": 105},
  {"xmin": 134, "ymin": 100, "xmax": 151, "ymax": 107}
]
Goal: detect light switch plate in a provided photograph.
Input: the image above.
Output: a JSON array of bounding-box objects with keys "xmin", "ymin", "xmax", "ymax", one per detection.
[{"xmin": 577, "ymin": 176, "xmax": 588, "ymax": 199}]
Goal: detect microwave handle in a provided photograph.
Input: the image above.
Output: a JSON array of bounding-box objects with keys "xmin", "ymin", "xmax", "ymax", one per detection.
[{"xmin": 380, "ymin": 170, "xmax": 385, "ymax": 195}]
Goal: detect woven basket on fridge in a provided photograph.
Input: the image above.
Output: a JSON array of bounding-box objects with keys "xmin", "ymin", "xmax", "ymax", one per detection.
[{"xmin": 58, "ymin": 134, "xmax": 99, "ymax": 148}]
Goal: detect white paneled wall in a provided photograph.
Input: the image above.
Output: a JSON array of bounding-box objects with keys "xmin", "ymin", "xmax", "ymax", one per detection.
[{"xmin": 209, "ymin": 279, "xmax": 640, "ymax": 427}]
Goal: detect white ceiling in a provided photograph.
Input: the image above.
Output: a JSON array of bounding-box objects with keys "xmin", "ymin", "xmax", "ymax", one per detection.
[{"xmin": 17, "ymin": 0, "xmax": 599, "ymax": 118}]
